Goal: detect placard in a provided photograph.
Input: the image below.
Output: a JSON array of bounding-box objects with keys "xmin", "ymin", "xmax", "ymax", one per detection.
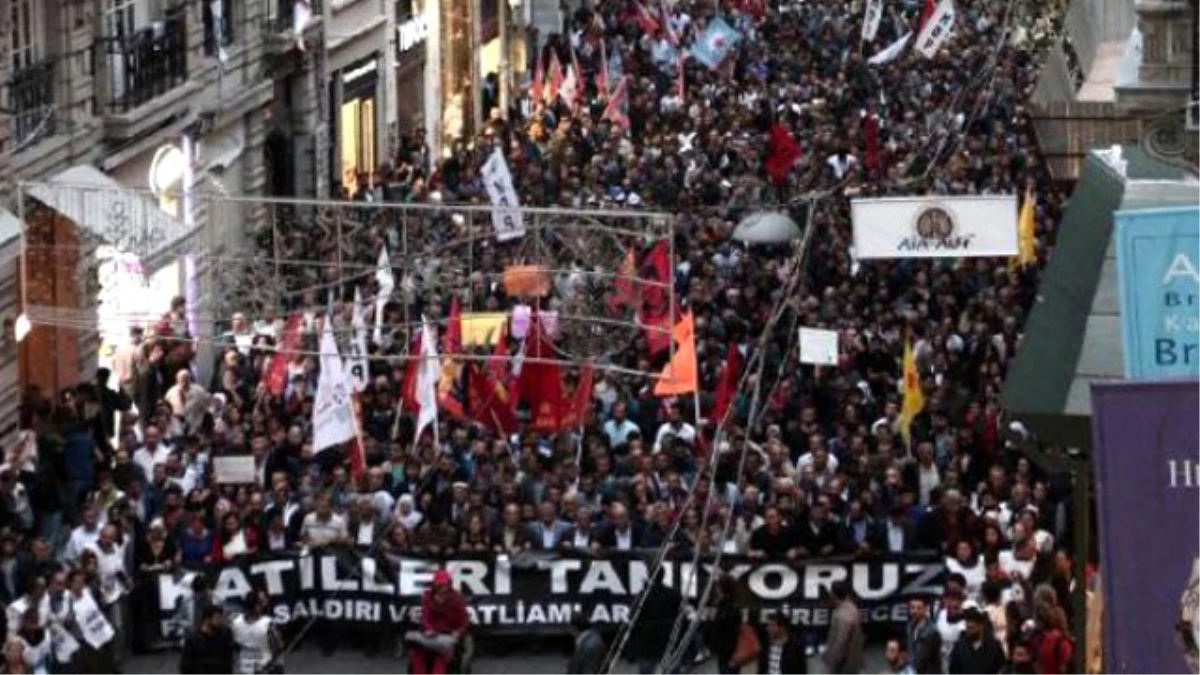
[
  {"xmin": 213, "ymin": 456, "xmax": 257, "ymax": 484},
  {"xmin": 799, "ymin": 327, "xmax": 839, "ymax": 366},
  {"xmin": 851, "ymin": 195, "xmax": 1017, "ymax": 259}
]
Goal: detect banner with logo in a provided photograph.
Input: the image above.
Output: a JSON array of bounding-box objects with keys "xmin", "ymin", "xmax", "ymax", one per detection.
[
  {"xmin": 1113, "ymin": 207, "xmax": 1200, "ymax": 380},
  {"xmin": 150, "ymin": 551, "xmax": 943, "ymax": 642},
  {"xmin": 1091, "ymin": 381, "xmax": 1200, "ymax": 673},
  {"xmin": 861, "ymin": 0, "xmax": 884, "ymax": 42},
  {"xmin": 481, "ymin": 148, "xmax": 525, "ymax": 242},
  {"xmin": 914, "ymin": 0, "xmax": 956, "ymax": 58},
  {"xmin": 850, "ymin": 195, "xmax": 1018, "ymax": 259}
]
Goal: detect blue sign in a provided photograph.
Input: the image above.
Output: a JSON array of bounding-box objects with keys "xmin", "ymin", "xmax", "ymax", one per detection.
[{"xmin": 1114, "ymin": 206, "xmax": 1200, "ymax": 379}]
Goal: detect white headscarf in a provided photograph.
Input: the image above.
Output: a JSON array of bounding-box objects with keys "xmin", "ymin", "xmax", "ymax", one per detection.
[{"xmin": 395, "ymin": 494, "xmax": 423, "ymax": 531}]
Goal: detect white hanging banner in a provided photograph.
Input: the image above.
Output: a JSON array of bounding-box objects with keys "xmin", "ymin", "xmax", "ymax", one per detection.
[
  {"xmin": 861, "ymin": 0, "xmax": 884, "ymax": 42},
  {"xmin": 867, "ymin": 31, "xmax": 911, "ymax": 65},
  {"xmin": 347, "ymin": 287, "xmax": 370, "ymax": 393},
  {"xmin": 799, "ymin": 328, "xmax": 840, "ymax": 366},
  {"xmin": 313, "ymin": 316, "xmax": 357, "ymax": 453},
  {"xmin": 851, "ymin": 195, "xmax": 1018, "ymax": 259},
  {"xmin": 481, "ymin": 148, "xmax": 526, "ymax": 242},
  {"xmin": 373, "ymin": 247, "xmax": 395, "ymax": 345},
  {"xmin": 914, "ymin": 0, "xmax": 956, "ymax": 58}
]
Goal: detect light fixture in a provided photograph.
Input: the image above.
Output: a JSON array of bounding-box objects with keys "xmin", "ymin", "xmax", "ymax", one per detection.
[{"xmin": 14, "ymin": 314, "xmax": 31, "ymax": 343}]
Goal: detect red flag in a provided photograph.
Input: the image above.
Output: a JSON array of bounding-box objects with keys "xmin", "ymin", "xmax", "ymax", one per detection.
[
  {"xmin": 601, "ymin": 76, "xmax": 630, "ymax": 129},
  {"xmin": 468, "ymin": 363, "xmax": 518, "ymax": 435},
  {"xmin": 640, "ymin": 240, "xmax": 672, "ymax": 355},
  {"xmin": 919, "ymin": 0, "xmax": 936, "ymax": 29},
  {"xmin": 532, "ymin": 47, "xmax": 544, "ymax": 103},
  {"xmin": 548, "ymin": 50, "xmax": 564, "ymax": 102},
  {"xmin": 711, "ymin": 342, "xmax": 742, "ymax": 423},
  {"xmin": 561, "ymin": 362, "xmax": 595, "ymax": 430},
  {"xmin": 633, "ymin": 1, "xmax": 660, "ymax": 33},
  {"xmin": 400, "ymin": 332, "xmax": 421, "ymax": 413},
  {"xmin": 266, "ymin": 314, "xmax": 303, "ymax": 396},
  {"xmin": 517, "ymin": 317, "xmax": 566, "ymax": 433},
  {"xmin": 764, "ymin": 123, "xmax": 802, "ymax": 184},
  {"xmin": 597, "ymin": 39, "xmax": 610, "ymax": 96},
  {"xmin": 606, "ymin": 248, "xmax": 637, "ymax": 313},
  {"xmin": 864, "ymin": 113, "xmax": 881, "ymax": 173},
  {"xmin": 442, "ymin": 296, "xmax": 462, "ymax": 355}
]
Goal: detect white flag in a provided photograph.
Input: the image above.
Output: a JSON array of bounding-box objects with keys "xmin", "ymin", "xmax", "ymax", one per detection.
[
  {"xmin": 867, "ymin": 31, "xmax": 911, "ymax": 65},
  {"xmin": 480, "ymin": 148, "xmax": 525, "ymax": 242},
  {"xmin": 346, "ymin": 287, "xmax": 370, "ymax": 393},
  {"xmin": 861, "ymin": 0, "xmax": 884, "ymax": 42},
  {"xmin": 914, "ymin": 0, "xmax": 955, "ymax": 58},
  {"xmin": 414, "ymin": 316, "xmax": 441, "ymax": 443},
  {"xmin": 559, "ymin": 66, "xmax": 579, "ymax": 108},
  {"xmin": 313, "ymin": 315, "xmax": 357, "ymax": 453},
  {"xmin": 373, "ymin": 246, "xmax": 395, "ymax": 345}
]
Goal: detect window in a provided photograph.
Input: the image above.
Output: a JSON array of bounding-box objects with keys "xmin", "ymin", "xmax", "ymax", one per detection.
[
  {"xmin": 6, "ymin": 0, "xmax": 53, "ymax": 148},
  {"xmin": 203, "ymin": 0, "xmax": 235, "ymax": 57},
  {"xmin": 9, "ymin": 0, "xmax": 41, "ymax": 71}
]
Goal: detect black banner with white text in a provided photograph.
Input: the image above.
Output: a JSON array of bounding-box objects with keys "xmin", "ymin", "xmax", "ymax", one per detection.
[{"xmin": 152, "ymin": 550, "xmax": 944, "ymax": 641}]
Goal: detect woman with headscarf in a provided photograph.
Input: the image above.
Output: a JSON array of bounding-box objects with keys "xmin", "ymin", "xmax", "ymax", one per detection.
[{"xmin": 395, "ymin": 494, "xmax": 424, "ymax": 532}]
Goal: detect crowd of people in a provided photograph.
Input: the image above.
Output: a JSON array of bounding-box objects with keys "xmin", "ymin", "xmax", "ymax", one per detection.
[{"xmin": 0, "ymin": 0, "xmax": 1093, "ymax": 672}]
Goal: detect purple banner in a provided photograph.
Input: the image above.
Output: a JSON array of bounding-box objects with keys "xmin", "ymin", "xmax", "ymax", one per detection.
[{"xmin": 1091, "ymin": 380, "xmax": 1200, "ymax": 674}]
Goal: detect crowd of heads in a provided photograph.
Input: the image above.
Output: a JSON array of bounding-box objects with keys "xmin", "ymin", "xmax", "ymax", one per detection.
[{"xmin": 2, "ymin": 0, "xmax": 1086, "ymax": 670}]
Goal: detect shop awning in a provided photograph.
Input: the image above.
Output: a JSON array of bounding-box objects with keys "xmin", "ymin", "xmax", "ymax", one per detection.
[
  {"xmin": 24, "ymin": 165, "xmax": 195, "ymax": 266},
  {"xmin": 1001, "ymin": 146, "xmax": 1196, "ymax": 448}
]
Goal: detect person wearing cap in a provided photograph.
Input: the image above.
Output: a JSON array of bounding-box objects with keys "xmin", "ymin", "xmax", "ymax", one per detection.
[
  {"xmin": 407, "ymin": 570, "xmax": 467, "ymax": 674},
  {"xmin": 948, "ymin": 606, "xmax": 1006, "ymax": 674}
]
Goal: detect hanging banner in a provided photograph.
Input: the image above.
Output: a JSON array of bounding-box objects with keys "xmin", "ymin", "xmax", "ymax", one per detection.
[
  {"xmin": 480, "ymin": 148, "xmax": 525, "ymax": 242},
  {"xmin": 914, "ymin": 0, "xmax": 956, "ymax": 58},
  {"xmin": 861, "ymin": 0, "xmax": 884, "ymax": 42},
  {"xmin": 850, "ymin": 195, "xmax": 1017, "ymax": 259},
  {"xmin": 1091, "ymin": 380, "xmax": 1200, "ymax": 673},
  {"xmin": 1113, "ymin": 207, "xmax": 1200, "ymax": 380},
  {"xmin": 150, "ymin": 552, "xmax": 943, "ymax": 642}
]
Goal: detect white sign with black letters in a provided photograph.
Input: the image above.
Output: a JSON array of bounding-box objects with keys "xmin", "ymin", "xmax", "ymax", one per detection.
[{"xmin": 851, "ymin": 195, "xmax": 1018, "ymax": 259}]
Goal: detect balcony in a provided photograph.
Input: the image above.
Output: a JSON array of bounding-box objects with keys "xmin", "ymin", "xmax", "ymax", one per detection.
[
  {"xmin": 263, "ymin": 0, "xmax": 324, "ymax": 53},
  {"xmin": 1, "ymin": 60, "xmax": 56, "ymax": 154},
  {"xmin": 98, "ymin": 14, "xmax": 188, "ymax": 115}
]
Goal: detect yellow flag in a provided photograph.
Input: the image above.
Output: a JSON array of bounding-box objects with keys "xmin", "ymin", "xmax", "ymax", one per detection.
[
  {"xmin": 898, "ymin": 338, "xmax": 925, "ymax": 449},
  {"xmin": 1012, "ymin": 187, "xmax": 1036, "ymax": 270}
]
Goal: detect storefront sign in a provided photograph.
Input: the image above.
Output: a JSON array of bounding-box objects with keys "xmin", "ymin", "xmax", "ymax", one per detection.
[
  {"xmin": 151, "ymin": 551, "xmax": 943, "ymax": 643},
  {"xmin": 1113, "ymin": 207, "xmax": 1200, "ymax": 380},
  {"xmin": 396, "ymin": 15, "xmax": 428, "ymax": 55},
  {"xmin": 1091, "ymin": 381, "xmax": 1200, "ymax": 673},
  {"xmin": 342, "ymin": 59, "xmax": 379, "ymax": 87}
]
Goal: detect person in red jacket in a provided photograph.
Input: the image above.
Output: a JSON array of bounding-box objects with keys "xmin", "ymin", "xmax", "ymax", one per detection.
[{"xmin": 409, "ymin": 569, "xmax": 468, "ymax": 674}]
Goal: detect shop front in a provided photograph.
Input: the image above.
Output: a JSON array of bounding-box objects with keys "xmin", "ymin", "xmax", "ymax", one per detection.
[
  {"xmin": 333, "ymin": 55, "xmax": 381, "ymax": 197},
  {"xmin": 394, "ymin": 0, "xmax": 429, "ymax": 137}
]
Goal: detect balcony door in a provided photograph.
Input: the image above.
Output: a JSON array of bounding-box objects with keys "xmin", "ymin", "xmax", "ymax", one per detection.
[
  {"xmin": 7, "ymin": 0, "xmax": 44, "ymax": 145},
  {"xmin": 104, "ymin": 0, "xmax": 151, "ymax": 103}
]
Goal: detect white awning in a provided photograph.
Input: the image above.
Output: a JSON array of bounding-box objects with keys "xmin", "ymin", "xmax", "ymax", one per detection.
[
  {"xmin": 0, "ymin": 207, "xmax": 20, "ymax": 247},
  {"xmin": 201, "ymin": 124, "xmax": 246, "ymax": 172},
  {"xmin": 25, "ymin": 165, "xmax": 194, "ymax": 264}
]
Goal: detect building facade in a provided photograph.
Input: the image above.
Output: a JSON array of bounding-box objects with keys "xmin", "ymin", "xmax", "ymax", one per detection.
[{"xmin": 0, "ymin": 0, "xmax": 329, "ymax": 445}]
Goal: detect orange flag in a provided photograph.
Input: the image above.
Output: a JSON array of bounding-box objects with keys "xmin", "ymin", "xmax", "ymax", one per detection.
[{"xmin": 653, "ymin": 312, "xmax": 698, "ymax": 396}]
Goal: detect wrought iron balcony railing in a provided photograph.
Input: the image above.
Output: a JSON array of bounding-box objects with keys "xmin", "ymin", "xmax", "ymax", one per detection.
[
  {"xmin": 2, "ymin": 59, "xmax": 55, "ymax": 152},
  {"xmin": 97, "ymin": 13, "xmax": 188, "ymax": 114}
]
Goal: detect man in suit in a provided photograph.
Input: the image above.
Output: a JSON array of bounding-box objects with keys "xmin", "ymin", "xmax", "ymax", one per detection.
[
  {"xmin": 872, "ymin": 504, "xmax": 918, "ymax": 554},
  {"xmin": 793, "ymin": 498, "xmax": 840, "ymax": 557},
  {"xmin": 823, "ymin": 581, "xmax": 865, "ymax": 673},
  {"xmin": 528, "ymin": 501, "xmax": 572, "ymax": 551},
  {"xmin": 758, "ymin": 613, "xmax": 807, "ymax": 674},
  {"xmin": 592, "ymin": 502, "xmax": 644, "ymax": 553},
  {"xmin": 567, "ymin": 615, "xmax": 606, "ymax": 674}
]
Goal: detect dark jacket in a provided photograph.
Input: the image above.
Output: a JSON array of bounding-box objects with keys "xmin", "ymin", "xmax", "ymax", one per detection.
[
  {"xmin": 180, "ymin": 626, "xmax": 235, "ymax": 674},
  {"xmin": 907, "ymin": 617, "xmax": 942, "ymax": 674},
  {"xmin": 567, "ymin": 627, "xmax": 607, "ymax": 674},
  {"xmin": 757, "ymin": 633, "xmax": 808, "ymax": 675},
  {"xmin": 948, "ymin": 634, "xmax": 1007, "ymax": 674}
]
